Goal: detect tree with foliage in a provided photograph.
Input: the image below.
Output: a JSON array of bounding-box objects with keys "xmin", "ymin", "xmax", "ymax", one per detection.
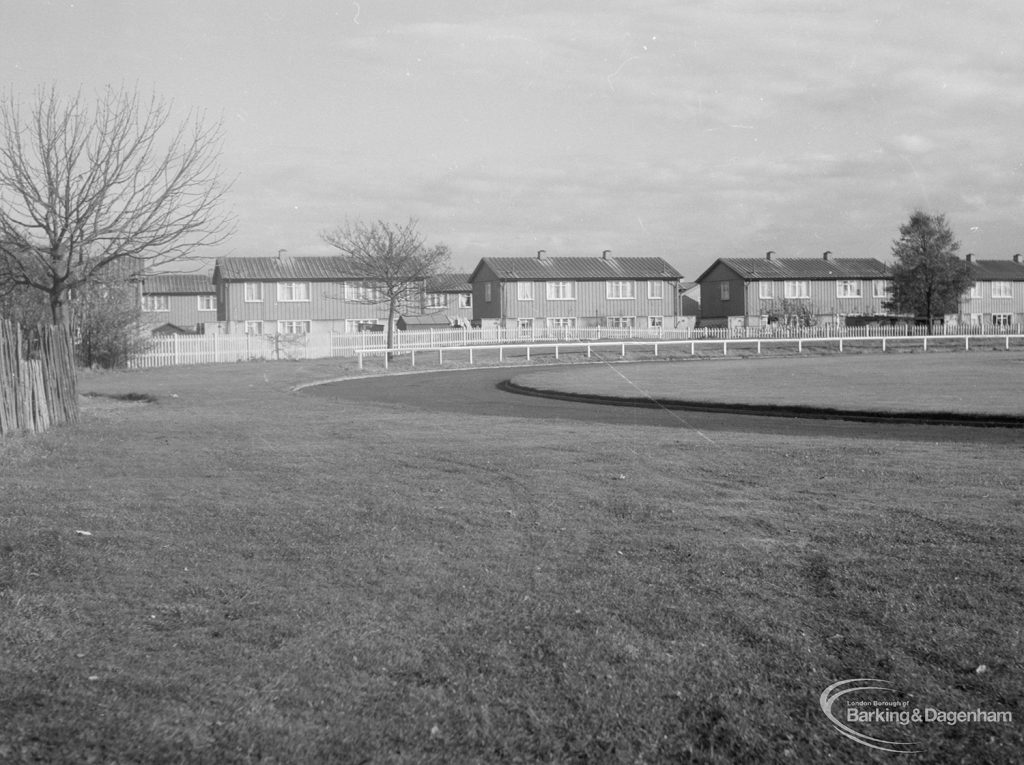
[
  {"xmin": 321, "ymin": 218, "xmax": 450, "ymax": 354},
  {"xmin": 885, "ymin": 211, "xmax": 973, "ymax": 325},
  {"xmin": 760, "ymin": 298, "xmax": 818, "ymax": 328},
  {"xmin": 0, "ymin": 85, "xmax": 234, "ymax": 326}
]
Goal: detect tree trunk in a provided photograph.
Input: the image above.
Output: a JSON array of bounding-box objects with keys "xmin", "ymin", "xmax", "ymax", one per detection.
[
  {"xmin": 50, "ymin": 291, "xmax": 71, "ymax": 326},
  {"xmin": 386, "ymin": 298, "xmax": 396, "ymax": 361}
]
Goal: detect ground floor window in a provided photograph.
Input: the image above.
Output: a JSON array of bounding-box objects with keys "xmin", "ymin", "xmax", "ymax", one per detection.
[
  {"xmin": 547, "ymin": 317, "xmax": 576, "ymax": 329},
  {"xmin": 278, "ymin": 320, "xmax": 311, "ymax": 335},
  {"xmin": 608, "ymin": 316, "xmax": 635, "ymax": 329},
  {"xmin": 516, "ymin": 318, "xmax": 534, "ymax": 330},
  {"xmin": 244, "ymin": 320, "xmax": 264, "ymax": 335},
  {"xmin": 992, "ymin": 313, "xmax": 1012, "ymax": 327},
  {"xmin": 648, "ymin": 316, "xmax": 663, "ymax": 328}
]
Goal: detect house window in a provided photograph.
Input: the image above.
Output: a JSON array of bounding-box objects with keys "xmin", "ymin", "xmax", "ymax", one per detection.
[
  {"xmin": 993, "ymin": 313, "xmax": 1012, "ymax": 327},
  {"xmin": 548, "ymin": 317, "xmax": 577, "ymax": 329},
  {"xmin": 720, "ymin": 282, "xmax": 730, "ymax": 301},
  {"xmin": 142, "ymin": 295, "xmax": 169, "ymax": 312},
  {"xmin": 277, "ymin": 320, "xmax": 311, "ymax": 335},
  {"xmin": 345, "ymin": 282, "xmax": 384, "ymax": 302},
  {"xmin": 517, "ymin": 318, "xmax": 534, "ymax": 330},
  {"xmin": 546, "ymin": 281, "xmax": 576, "ymax": 300},
  {"xmin": 648, "ymin": 281, "xmax": 664, "ymax": 299},
  {"xmin": 606, "ymin": 281, "xmax": 635, "ymax": 300},
  {"xmin": 759, "ymin": 282, "xmax": 773, "ymax": 300},
  {"xmin": 837, "ymin": 280, "xmax": 862, "ymax": 298},
  {"xmin": 968, "ymin": 313, "xmax": 983, "ymax": 325},
  {"xmin": 873, "ymin": 280, "xmax": 892, "ymax": 299},
  {"xmin": 458, "ymin": 293, "xmax": 472, "ymax": 308},
  {"xmin": 244, "ymin": 320, "xmax": 264, "ymax": 335},
  {"xmin": 969, "ymin": 282, "xmax": 982, "ymax": 299},
  {"xmin": 784, "ymin": 280, "xmax": 810, "ymax": 299},
  {"xmin": 517, "ymin": 282, "xmax": 534, "ymax": 301},
  {"xmin": 426, "ymin": 293, "xmax": 446, "ymax": 308},
  {"xmin": 648, "ymin": 315, "xmax": 664, "ymax": 328},
  {"xmin": 608, "ymin": 316, "xmax": 635, "ymax": 328},
  {"xmin": 992, "ymin": 281, "xmax": 1012, "ymax": 298},
  {"xmin": 198, "ymin": 295, "xmax": 216, "ymax": 312},
  {"xmin": 244, "ymin": 282, "xmax": 264, "ymax": 302},
  {"xmin": 277, "ymin": 282, "xmax": 310, "ymax": 302}
]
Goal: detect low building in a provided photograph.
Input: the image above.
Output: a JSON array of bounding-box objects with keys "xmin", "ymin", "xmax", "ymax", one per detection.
[
  {"xmin": 468, "ymin": 252, "xmax": 682, "ymax": 330},
  {"xmin": 695, "ymin": 252, "xmax": 892, "ymax": 328},
  {"xmin": 140, "ymin": 273, "xmax": 216, "ymax": 334}
]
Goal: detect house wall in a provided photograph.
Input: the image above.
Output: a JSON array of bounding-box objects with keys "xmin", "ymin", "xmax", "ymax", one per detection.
[
  {"xmin": 698, "ymin": 262, "xmax": 746, "ymax": 320},
  {"xmin": 954, "ymin": 280, "xmax": 1024, "ymax": 324},
  {"xmin": 218, "ymin": 280, "xmax": 398, "ymax": 331},
  {"xmin": 141, "ymin": 293, "xmax": 214, "ymax": 330},
  {"xmin": 494, "ymin": 279, "xmax": 678, "ymax": 327},
  {"xmin": 747, "ymin": 279, "xmax": 892, "ymax": 322},
  {"xmin": 470, "ymin": 262, "xmax": 502, "ymax": 321}
]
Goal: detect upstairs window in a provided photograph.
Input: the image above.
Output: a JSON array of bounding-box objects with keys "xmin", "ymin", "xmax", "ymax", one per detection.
[
  {"xmin": 606, "ymin": 281, "xmax": 635, "ymax": 299},
  {"xmin": 458, "ymin": 293, "xmax": 472, "ymax": 308},
  {"xmin": 992, "ymin": 281, "xmax": 1012, "ymax": 298},
  {"xmin": 426, "ymin": 293, "xmax": 446, "ymax": 308},
  {"xmin": 759, "ymin": 282, "xmax": 773, "ymax": 300},
  {"xmin": 142, "ymin": 295, "xmax": 169, "ymax": 312},
  {"xmin": 198, "ymin": 295, "xmax": 216, "ymax": 311},
  {"xmin": 517, "ymin": 282, "xmax": 534, "ymax": 301},
  {"xmin": 244, "ymin": 282, "xmax": 264, "ymax": 302},
  {"xmin": 969, "ymin": 282, "xmax": 982, "ymax": 299},
  {"xmin": 837, "ymin": 280, "xmax": 862, "ymax": 298},
  {"xmin": 648, "ymin": 281, "xmax": 664, "ymax": 299},
  {"xmin": 720, "ymin": 282, "xmax": 730, "ymax": 301},
  {"xmin": 277, "ymin": 282, "xmax": 310, "ymax": 302},
  {"xmin": 547, "ymin": 281, "xmax": 576, "ymax": 300},
  {"xmin": 873, "ymin": 280, "xmax": 892, "ymax": 298},
  {"xmin": 784, "ymin": 280, "xmax": 810, "ymax": 299}
]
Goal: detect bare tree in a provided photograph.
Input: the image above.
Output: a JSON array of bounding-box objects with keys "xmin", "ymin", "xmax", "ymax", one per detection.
[
  {"xmin": 0, "ymin": 85, "xmax": 234, "ymax": 325},
  {"xmin": 320, "ymin": 218, "xmax": 451, "ymax": 354}
]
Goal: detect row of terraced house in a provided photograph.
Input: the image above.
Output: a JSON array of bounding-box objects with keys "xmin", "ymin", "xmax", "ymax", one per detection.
[{"xmin": 138, "ymin": 250, "xmax": 1024, "ymax": 336}]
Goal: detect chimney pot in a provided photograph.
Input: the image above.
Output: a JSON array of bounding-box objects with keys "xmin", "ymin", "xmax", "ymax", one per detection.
[
  {"xmin": 1014, "ymin": 254, "xmax": 1021, "ymax": 263},
  {"xmin": 602, "ymin": 250, "xmax": 611, "ymax": 259},
  {"xmin": 822, "ymin": 251, "xmax": 832, "ymax": 260},
  {"xmin": 966, "ymin": 253, "xmax": 974, "ymax": 262},
  {"xmin": 537, "ymin": 250, "xmax": 546, "ymax": 259},
  {"xmin": 765, "ymin": 250, "xmax": 775, "ymax": 260}
]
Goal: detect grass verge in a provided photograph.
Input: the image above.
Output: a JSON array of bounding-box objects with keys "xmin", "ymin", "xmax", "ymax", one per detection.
[{"xmin": 0, "ymin": 356, "xmax": 1021, "ymax": 763}]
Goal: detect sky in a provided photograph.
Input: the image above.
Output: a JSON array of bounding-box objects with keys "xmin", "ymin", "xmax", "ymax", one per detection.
[{"xmin": 3, "ymin": 0, "xmax": 1024, "ymax": 279}]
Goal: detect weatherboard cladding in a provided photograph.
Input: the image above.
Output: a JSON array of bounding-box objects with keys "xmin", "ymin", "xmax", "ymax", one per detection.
[
  {"xmin": 472, "ymin": 257, "xmax": 682, "ymax": 281},
  {"xmin": 142, "ymin": 274, "xmax": 215, "ymax": 294}
]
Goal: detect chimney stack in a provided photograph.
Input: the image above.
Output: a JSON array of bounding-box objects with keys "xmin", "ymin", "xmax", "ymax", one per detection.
[
  {"xmin": 765, "ymin": 251, "xmax": 775, "ymax": 261},
  {"xmin": 965, "ymin": 253, "xmax": 974, "ymax": 262},
  {"xmin": 277, "ymin": 249, "xmax": 287, "ymax": 260},
  {"xmin": 537, "ymin": 250, "xmax": 546, "ymax": 259},
  {"xmin": 822, "ymin": 251, "xmax": 832, "ymax": 260},
  {"xmin": 602, "ymin": 250, "xmax": 611, "ymax": 259},
  {"xmin": 1014, "ymin": 254, "xmax": 1021, "ymax": 263}
]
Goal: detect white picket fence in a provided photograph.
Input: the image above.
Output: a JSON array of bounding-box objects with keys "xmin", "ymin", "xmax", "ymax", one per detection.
[{"xmin": 130, "ymin": 323, "xmax": 1024, "ymax": 369}]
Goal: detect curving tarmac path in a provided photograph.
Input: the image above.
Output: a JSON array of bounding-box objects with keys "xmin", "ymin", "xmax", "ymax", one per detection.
[{"xmin": 300, "ymin": 366, "xmax": 1022, "ymax": 445}]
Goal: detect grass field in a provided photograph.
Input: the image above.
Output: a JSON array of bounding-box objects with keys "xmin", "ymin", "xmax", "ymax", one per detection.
[
  {"xmin": 1, "ymin": 354, "xmax": 1022, "ymax": 763},
  {"xmin": 510, "ymin": 352, "xmax": 1024, "ymax": 416}
]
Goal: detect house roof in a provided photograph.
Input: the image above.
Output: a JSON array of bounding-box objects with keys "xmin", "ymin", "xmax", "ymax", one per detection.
[
  {"xmin": 214, "ymin": 256, "xmax": 365, "ymax": 281},
  {"xmin": 470, "ymin": 256, "xmax": 682, "ymax": 282},
  {"xmin": 142, "ymin": 273, "xmax": 214, "ymax": 294},
  {"xmin": 696, "ymin": 257, "xmax": 889, "ymax": 283},
  {"xmin": 968, "ymin": 259, "xmax": 1024, "ymax": 280},
  {"xmin": 425, "ymin": 272, "xmax": 471, "ymax": 292}
]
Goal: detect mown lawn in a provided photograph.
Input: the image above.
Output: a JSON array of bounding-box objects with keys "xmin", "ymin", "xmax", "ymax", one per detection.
[{"xmin": 1, "ymin": 357, "xmax": 1022, "ymax": 763}]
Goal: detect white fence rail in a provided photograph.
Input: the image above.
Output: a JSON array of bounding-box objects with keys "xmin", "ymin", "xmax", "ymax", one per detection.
[
  {"xmin": 356, "ymin": 332, "xmax": 1024, "ymax": 369},
  {"xmin": 130, "ymin": 325, "xmax": 1024, "ymax": 369}
]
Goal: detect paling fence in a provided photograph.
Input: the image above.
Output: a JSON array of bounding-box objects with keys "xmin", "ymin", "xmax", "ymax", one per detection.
[
  {"xmin": 0, "ymin": 320, "xmax": 79, "ymax": 436},
  {"xmin": 129, "ymin": 323, "xmax": 1024, "ymax": 369}
]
